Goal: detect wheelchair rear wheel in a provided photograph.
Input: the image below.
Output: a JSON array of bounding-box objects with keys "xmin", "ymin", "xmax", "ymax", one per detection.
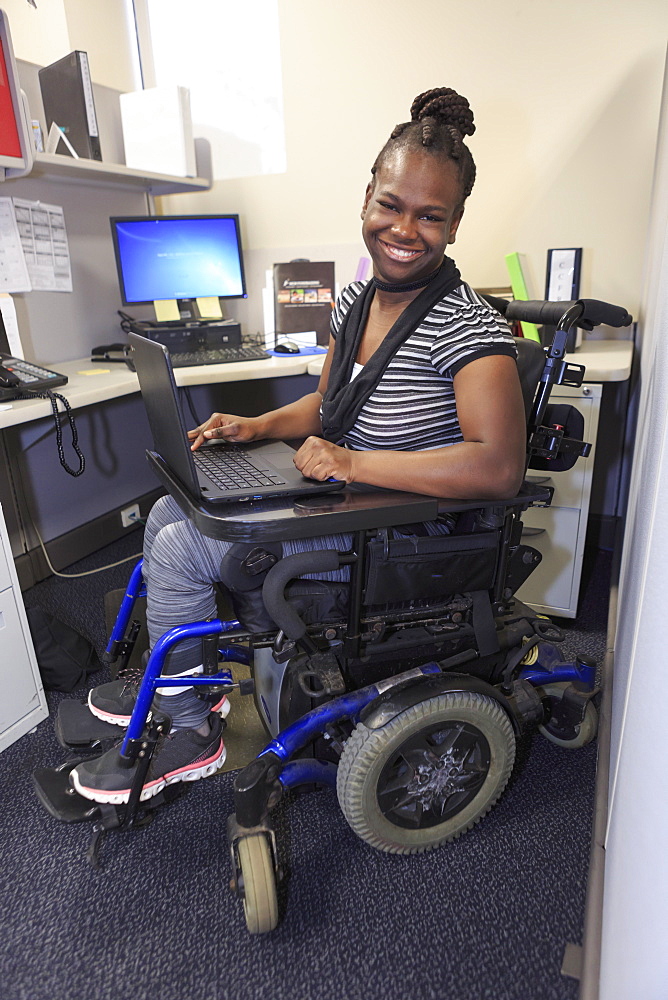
[
  {"xmin": 236, "ymin": 834, "xmax": 279, "ymax": 934},
  {"xmin": 337, "ymin": 691, "xmax": 516, "ymax": 854}
]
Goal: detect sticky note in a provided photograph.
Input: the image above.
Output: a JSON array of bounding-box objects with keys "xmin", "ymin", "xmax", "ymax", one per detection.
[
  {"xmin": 154, "ymin": 299, "xmax": 181, "ymax": 322},
  {"xmin": 196, "ymin": 296, "xmax": 223, "ymax": 320}
]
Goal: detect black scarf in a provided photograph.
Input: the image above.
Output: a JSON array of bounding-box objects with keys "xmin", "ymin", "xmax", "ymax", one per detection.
[{"xmin": 321, "ymin": 256, "xmax": 462, "ymax": 443}]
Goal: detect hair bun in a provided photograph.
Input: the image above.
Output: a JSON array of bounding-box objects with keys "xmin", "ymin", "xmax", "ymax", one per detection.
[{"xmin": 410, "ymin": 87, "xmax": 476, "ymax": 138}]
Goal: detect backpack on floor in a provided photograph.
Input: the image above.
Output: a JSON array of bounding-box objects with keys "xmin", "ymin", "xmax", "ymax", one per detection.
[{"xmin": 26, "ymin": 606, "xmax": 101, "ymax": 692}]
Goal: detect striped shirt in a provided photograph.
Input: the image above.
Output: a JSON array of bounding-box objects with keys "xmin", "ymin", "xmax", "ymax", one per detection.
[
  {"xmin": 283, "ymin": 282, "xmax": 517, "ymax": 580},
  {"xmin": 331, "ymin": 280, "xmax": 517, "ymax": 452}
]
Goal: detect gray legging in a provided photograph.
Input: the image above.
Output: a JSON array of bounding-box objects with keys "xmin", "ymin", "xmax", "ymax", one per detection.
[{"xmin": 144, "ymin": 494, "xmax": 353, "ymax": 728}]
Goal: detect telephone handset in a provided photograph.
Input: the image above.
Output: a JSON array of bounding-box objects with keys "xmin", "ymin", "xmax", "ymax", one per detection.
[
  {"xmin": 0, "ymin": 365, "xmax": 20, "ymax": 389},
  {"xmin": 0, "ymin": 352, "xmax": 68, "ymax": 400}
]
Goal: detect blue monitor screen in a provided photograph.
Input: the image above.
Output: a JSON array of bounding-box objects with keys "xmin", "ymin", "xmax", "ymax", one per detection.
[{"xmin": 110, "ymin": 215, "xmax": 247, "ymax": 304}]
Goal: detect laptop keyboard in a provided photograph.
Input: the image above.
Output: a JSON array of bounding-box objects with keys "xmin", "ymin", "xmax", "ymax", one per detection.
[
  {"xmin": 170, "ymin": 345, "xmax": 270, "ymax": 367},
  {"xmin": 195, "ymin": 446, "xmax": 288, "ymax": 490}
]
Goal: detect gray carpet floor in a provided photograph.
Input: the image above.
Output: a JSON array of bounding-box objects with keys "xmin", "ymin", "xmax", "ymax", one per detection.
[{"xmin": 0, "ymin": 527, "xmax": 609, "ymax": 1000}]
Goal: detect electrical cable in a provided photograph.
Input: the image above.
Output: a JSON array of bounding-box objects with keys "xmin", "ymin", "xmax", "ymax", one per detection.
[
  {"xmin": 31, "ymin": 520, "xmax": 143, "ymax": 579},
  {"xmin": 182, "ymin": 386, "xmax": 202, "ymax": 428}
]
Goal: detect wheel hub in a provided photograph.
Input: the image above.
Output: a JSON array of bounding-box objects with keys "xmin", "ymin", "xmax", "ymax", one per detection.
[
  {"xmin": 377, "ymin": 721, "xmax": 491, "ymax": 829},
  {"xmin": 412, "ymin": 752, "xmax": 467, "ymax": 802}
]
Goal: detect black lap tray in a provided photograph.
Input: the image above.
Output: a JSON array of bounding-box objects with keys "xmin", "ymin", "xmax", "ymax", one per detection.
[{"xmin": 147, "ymin": 452, "xmax": 551, "ymax": 544}]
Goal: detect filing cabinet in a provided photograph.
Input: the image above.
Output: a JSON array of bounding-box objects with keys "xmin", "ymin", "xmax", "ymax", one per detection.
[
  {"xmin": 517, "ymin": 383, "xmax": 602, "ymax": 617},
  {"xmin": 0, "ymin": 503, "xmax": 48, "ymax": 752}
]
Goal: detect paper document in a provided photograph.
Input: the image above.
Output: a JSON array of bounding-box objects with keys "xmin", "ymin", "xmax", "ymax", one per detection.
[
  {"xmin": 0, "ymin": 294, "xmax": 24, "ymax": 356},
  {"xmin": 13, "ymin": 198, "xmax": 73, "ymax": 292},
  {"xmin": 0, "ymin": 198, "xmax": 31, "ymax": 293}
]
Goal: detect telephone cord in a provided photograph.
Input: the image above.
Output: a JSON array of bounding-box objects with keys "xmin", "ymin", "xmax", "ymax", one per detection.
[{"xmin": 20, "ymin": 388, "xmax": 85, "ymax": 477}]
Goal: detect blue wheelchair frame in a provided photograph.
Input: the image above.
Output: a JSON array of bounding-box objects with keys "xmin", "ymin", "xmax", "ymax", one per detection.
[{"xmin": 108, "ymin": 556, "xmax": 596, "ymax": 796}]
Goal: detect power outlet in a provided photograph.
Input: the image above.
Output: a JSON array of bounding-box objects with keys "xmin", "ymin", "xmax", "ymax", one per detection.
[{"xmin": 120, "ymin": 503, "xmax": 140, "ymax": 528}]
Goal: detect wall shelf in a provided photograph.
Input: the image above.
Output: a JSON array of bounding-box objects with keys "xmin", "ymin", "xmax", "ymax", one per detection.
[{"xmin": 26, "ymin": 151, "xmax": 211, "ymax": 195}]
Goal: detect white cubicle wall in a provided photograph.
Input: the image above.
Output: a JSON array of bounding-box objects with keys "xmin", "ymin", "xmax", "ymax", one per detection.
[
  {"xmin": 597, "ymin": 52, "xmax": 668, "ymax": 1000},
  {"xmin": 6, "ymin": 60, "xmax": 172, "ymax": 365}
]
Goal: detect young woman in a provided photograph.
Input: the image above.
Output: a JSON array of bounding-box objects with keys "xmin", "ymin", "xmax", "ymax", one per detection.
[{"xmin": 71, "ymin": 86, "xmax": 526, "ymax": 805}]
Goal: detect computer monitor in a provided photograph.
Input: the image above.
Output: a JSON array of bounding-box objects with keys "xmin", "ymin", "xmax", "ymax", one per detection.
[
  {"xmin": 109, "ymin": 214, "xmax": 248, "ymax": 318},
  {"xmin": 0, "ymin": 8, "xmax": 34, "ymax": 179}
]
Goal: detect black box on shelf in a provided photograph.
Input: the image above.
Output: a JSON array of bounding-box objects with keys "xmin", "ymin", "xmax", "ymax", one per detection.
[{"xmin": 38, "ymin": 51, "xmax": 102, "ymax": 161}]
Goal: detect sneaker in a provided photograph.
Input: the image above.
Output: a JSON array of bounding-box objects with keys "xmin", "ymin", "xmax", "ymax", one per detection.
[
  {"xmin": 69, "ymin": 714, "xmax": 226, "ymax": 805},
  {"xmin": 88, "ymin": 678, "xmax": 230, "ymax": 727}
]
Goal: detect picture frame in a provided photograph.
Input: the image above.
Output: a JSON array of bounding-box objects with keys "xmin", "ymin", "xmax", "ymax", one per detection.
[{"xmin": 545, "ymin": 247, "xmax": 582, "ymax": 301}]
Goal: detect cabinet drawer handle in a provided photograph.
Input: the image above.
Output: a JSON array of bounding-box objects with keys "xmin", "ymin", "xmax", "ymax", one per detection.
[{"xmin": 522, "ymin": 527, "xmax": 547, "ymax": 537}]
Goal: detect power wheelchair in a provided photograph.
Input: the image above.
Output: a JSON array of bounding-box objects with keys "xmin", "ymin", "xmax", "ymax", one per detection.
[{"xmin": 33, "ymin": 296, "xmax": 632, "ymax": 933}]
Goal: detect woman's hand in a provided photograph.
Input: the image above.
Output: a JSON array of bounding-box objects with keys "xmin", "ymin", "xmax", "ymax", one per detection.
[
  {"xmin": 188, "ymin": 413, "xmax": 262, "ymax": 451},
  {"xmin": 294, "ymin": 436, "xmax": 356, "ymax": 482}
]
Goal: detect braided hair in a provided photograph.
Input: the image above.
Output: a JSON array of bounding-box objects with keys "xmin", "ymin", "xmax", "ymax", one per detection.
[{"xmin": 372, "ymin": 87, "xmax": 477, "ymax": 205}]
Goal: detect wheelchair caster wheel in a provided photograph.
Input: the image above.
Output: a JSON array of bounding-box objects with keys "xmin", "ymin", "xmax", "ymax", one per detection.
[
  {"xmin": 538, "ymin": 682, "xmax": 598, "ymax": 748},
  {"xmin": 235, "ymin": 834, "xmax": 278, "ymax": 934},
  {"xmin": 337, "ymin": 691, "xmax": 516, "ymax": 854}
]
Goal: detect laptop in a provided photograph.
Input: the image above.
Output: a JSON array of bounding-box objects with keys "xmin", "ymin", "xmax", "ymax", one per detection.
[{"xmin": 129, "ymin": 331, "xmax": 345, "ymax": 504}]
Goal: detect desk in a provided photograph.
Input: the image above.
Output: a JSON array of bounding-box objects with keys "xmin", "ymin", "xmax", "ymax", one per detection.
[
  {"xmin": 306, "ymin": 338, "xmax": 633, "ymax": 383},
  {"xmin": 0, "ymin": 355, "xmax": 312, "ymax": 431},
  {"xmin": 1, "ymin": 355, "xmax": 319, "ymax": 589}
]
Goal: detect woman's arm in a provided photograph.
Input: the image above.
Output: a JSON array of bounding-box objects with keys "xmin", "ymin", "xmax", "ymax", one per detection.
[
  {"xmin": 294, "ymin": 354, "xmax": 527, "ymax": 499},
  {"xmin": 188, "ymin": 336, "xmax": 337, "ymax": 450}
]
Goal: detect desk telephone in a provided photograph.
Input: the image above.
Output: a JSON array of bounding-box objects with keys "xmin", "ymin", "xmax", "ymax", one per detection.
[
  {"xmin": 0, "ymin": 353, "xmax": 68, "ymax": 400},
  {"xmin": 0, "ymin": 353, "xmax": 83, "ymax": 476}
]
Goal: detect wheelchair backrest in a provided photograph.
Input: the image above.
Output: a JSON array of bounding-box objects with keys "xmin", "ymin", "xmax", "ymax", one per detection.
[{"xmin": 515, "ymin": 338, "xmax": 546, "ymax": 421}]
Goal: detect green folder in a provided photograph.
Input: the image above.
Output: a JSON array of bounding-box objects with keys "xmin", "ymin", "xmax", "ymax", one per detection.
[{"xmin": 505, "ymin": 252, "xmax": 541, "ymax": 343}]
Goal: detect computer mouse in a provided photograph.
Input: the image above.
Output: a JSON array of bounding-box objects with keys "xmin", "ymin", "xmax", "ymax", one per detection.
[{"xmin": 274, "ymin": 340, "xmax": 300, "ymax": 354}]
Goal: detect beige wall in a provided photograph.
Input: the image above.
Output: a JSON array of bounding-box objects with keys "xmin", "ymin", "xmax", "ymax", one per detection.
[
  {"xmin": 167, "ymin": 0, "xmax": 668, "ymax": 322},
  {"xmin": 4, "ymin": 0, "xmax": 668, "ymax": 322},
  {"xmin": 3, "ymin": 0, "xmax": 138, "ymax": 91},
  {"xmin": 2, "ymin": 0, "xmax": 69, "ymax": 67}
]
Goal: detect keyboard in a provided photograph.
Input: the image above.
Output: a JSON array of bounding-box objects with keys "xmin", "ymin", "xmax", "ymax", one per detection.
[
  {"xmin": 170, "ymin": 345, "xmax": 271, "ymax": 367},
  {"xmin": 195, "ymin": 446, "xmax": 287, "ymax": 490}
]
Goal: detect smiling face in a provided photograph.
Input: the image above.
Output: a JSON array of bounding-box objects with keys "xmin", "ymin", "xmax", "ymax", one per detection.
[{"xmin": 361, "ymin": 148, "xmax": 464, "ymax": 286}]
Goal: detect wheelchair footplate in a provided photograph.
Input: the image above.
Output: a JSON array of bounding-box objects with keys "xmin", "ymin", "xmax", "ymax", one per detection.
[
  {"xmin": 54, "ymin": 698, "xmax": 126, "ymax": 752},
  {"xmin": 33, "ymin": 758, "xmax": 189, "ymax": 867},
  {"xmin": 34, "ymin": 711, "xmax": 192, "ymax": 868}
]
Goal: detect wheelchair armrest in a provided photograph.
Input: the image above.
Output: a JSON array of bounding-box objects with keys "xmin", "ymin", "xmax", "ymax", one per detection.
[
  {"xmin": 262, "ymin": 551, "xmax": 343, "ymax": 640},
  {"xmin": 434, "ymin": 480, "xmax": 552, "ymax": 514}
]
